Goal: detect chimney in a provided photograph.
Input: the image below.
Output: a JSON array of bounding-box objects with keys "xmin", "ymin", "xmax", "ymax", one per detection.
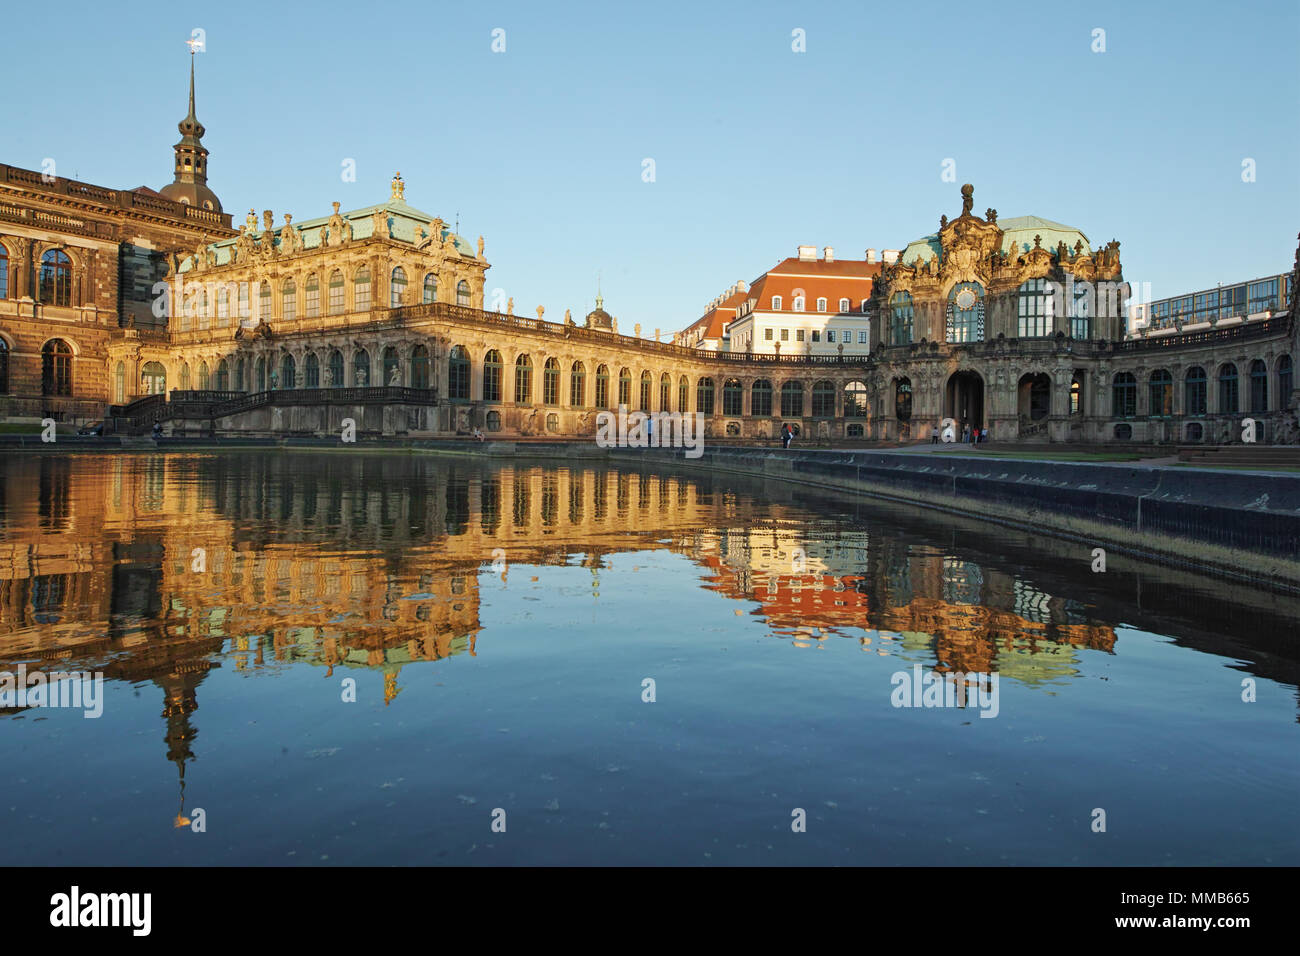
[
  {"xmin": 882, "ymin": 249, "xmax": 900, "ymax": 265},
  {"xmin": 797, "ymin": 245, "xmax": 816, "ymax": 261},
  {"xmin": 736, "ymin": 280, "xmax": 747, "ymax": 293},
  {"xmin": 823, "ymin": 246, "xmax": 834, "ymax": 262},
  {"xmin": 865, "ymin": 248, "xmax": 878, "ymax": 263}
]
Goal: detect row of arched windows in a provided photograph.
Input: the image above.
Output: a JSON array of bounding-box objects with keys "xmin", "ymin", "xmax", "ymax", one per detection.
[
  {"xmin": 446, "ymin": 348, "xmax": 864, "ymax": 416},
  {"xmin": 1111, "ymin": 357, "xmax": 1292, "ymax": 418},
  {"xmin": 770, "ymin": 295, "xmax": 868, "ymax": 313},
  {"xmin": 0, "ymin": 244, "xmax": 74, "ymax": 307},
  {"xmin": 0, "ymin": 338, "xmax": 75, "ymax": 395},
  {"xmin": 886, "ymin": 279, "xmax": 1102, "ymax": 346},
  {"xmin": 176, "ymin": 268, "xmax": 471, "ymax": 329}
]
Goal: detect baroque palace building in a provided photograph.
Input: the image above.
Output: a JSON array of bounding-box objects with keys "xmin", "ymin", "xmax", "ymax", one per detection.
[{"xmin": 0, "ymin": 61, "xmax": 1296, "ymax": 443}]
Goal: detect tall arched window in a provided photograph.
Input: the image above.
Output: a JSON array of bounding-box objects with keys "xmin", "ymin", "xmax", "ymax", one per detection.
[
  {"xmin": 280, "ymin": 353, "xmax": 296, "ymax": 389},
  {"xmin": 781, "ymin": 381, "xmax": 804, "ymax": 417},
  {"xmin": 515, "ymin": 354, "xmax": 533, "ymax": 403},
  {"xmin": 390, "ymin": 267, "xmax": 407, "ymax": 308},
  {"xmin": 1278, "ymin": 355, "xmax": 1293, "ymax": 411},
  {"xmin": 1148, "ymin": 369, "xmax": 1172, "ymax": 417},
  {"xmin": 816, "ymin": 297, "xmax": 827, "ymax": 313},
  {"xmin": 838, "ymin": 298, "xmax": 850, "ymax": 314},
  {"xmin": 660, "ymin": 373, "xmax": 672, "ymax": 411},
  {"xmin": 697, "ymin": 377, "xmax": 715, "ymax": 415},
  {"xmin": 198, "ymin": 361, "xmax": 211, "ymax": 390},
  {"xmin": 1185, "ymin": 366, "xmax": 1207, "ymax": 415},
  {"xmin": 216, "ymin": 285, "xmax": 230, "ymax": 325},
  {"xmin": 329, "ymin": 270, "xmax": 345, "ymax": 312},
  {"xmin": 0, "ymin": 243, "xmax": 8, "ymax": 299},
  {"xmin": 41, "ymin": 339, "xmax": 73, "ymax": 395},
  {"xmin": 282, "ymin": 279, "xmax": 297, "ymax": 322},
  {"xmin": 456, "ymin": 280, "xmax": 471, "ymax": 307},
  {"xmin": 423, "ymin": 274, "xmax": 437, "ymax": 304},
  {"xmin": 483, "ymin": 350, "xmax": 503, "ymax": 401},
  {"xmin": 570, "ymin": 361, "xmax": 586, "ymax": 407},
  {"xmin": 382, "ymin": 346, "xmax": 401, "ymax": 386},
  {"xmin": 889, "ymin": 291, "xmax": 914, "ymax": 346},
  {"xmin": 792, "ymin": 295, "xmax": 805, "ymax": 312},
  {"xmin": 354, "ymin": 267, "xmax": 371, "ymax": 311},
  {"xmin": 254, "ymin": 357, "xmax": 266, "ymax": 391},
  {"xmin": 812, "ymin": 380, "xmax": 836, "ymax": 417},
  {"xmin": 449, "ymin": 346, "xmax": 470, "ymax": 400},
  {"xmin": 544, "ymin": 358, "xmax": 561, "ymax": 405},
  {"xmin": 1249, "ymin": 359, "xmax": 1268, "ymax": 413},
  {"xmin": 39, "ymin": 250, "xmax": 72, "ymax": 306},
  {"xmin": 1070, "ymin": 279, "xmax": 1092, "ymax": 339},
  {"xmin": 595, "ymin": 364, "xmax": 610, "ymax": 408},
  {"xmin": 752, "ymin": 379, "xmax": 773, "ymax": 416},
  {"xmin": 258, "ymin": 280, "xmax": 272, "ymax": 321},
  {"xmin": 305, "ymin": 274, "xmax": 320, "ymax": 317},
  {"xmin": 112, "ymin": 359, "xmax": 124, "ymax": 402},
  {"xmin": 618, "ymin": 368, "xmax": 632, "ymax": 406},
  {"xmin": 234, "ymin": 357, "xmax": 245, "ymax": 392},
  {"xmin": 1217, "ymin": 363, "xmax": 1239, "ymax": 414},
  {"xmin": 678, "ymin": 375, "xmax": 689, "ymax": 413},
  {"xmin": 1112, "ymin": 372, "xmax": 1137, "ymax": 418},
  {"xmin": 304, "ymin": 352, "xmax": 319, "ymax": 388},
  {"xmin": 216, "ymin": 358, "xmax": 230, "ymax": 391},
  {"xmin": 328, "ymin": 350, "xmax": 344, "ymax": 388},
  {"xmin": 639, "ymin": 371, "xmax": 652, "ymax": 410},
  {"xmin": 353, "ymin": 348, "xmax": 371, "ymax": 386},
  {"xmin": 1017, "ymin": 278, "xmax": 1051, "ymax": 338},
  {"xmin": 722, "ymin": 378, "xmax": 743, "ymax": 416},
  {"xmin": 179, "ymin": 362, "xmax": 192, "ymax": 391},
  {"xmin": 894, "ymin": 378, "xmax": 912, "ymax": 421},
  {"xmin": 843, "ymin": 380, "xmax": 868, "ymax": 417},
  {"xmin": 411, "ymin": 345, "xmax": 430, "ymax": 389},
  {"xmin": 946, "ymin": 282, "xmax": 985, "ymax": 343}
]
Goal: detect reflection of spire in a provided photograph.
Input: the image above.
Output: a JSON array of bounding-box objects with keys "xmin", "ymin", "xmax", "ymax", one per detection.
[{"xmin": 160, "ymin": 672, "xmax": 199, "ymax": 828}]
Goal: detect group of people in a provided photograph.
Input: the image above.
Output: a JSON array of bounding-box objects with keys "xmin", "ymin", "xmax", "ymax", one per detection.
[{"xmin": 929, "ymin": 423, "xmax": 988, "ymax": 445}]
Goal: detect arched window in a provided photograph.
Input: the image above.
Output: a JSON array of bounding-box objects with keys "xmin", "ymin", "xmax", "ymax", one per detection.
[
  {"xmin": 1217, "ymin": 363, "xmax": 1239, "ymax": 414},
  {"xmin": 946, "ymin": 282, "xmax": 985, "ymax": 343},
  {"xmin": 328, "ymin": 350, "xmax": 344, "ymax": 388},
  {"xmin": 304, "ymin": 352, "xmax": 319, "ymax": 388},
  {"xmin": 1017, "ymin": 278, "xmax": 1052, "ymax": 338},
  {"xmin": 752, "ymin": 379, "xmax": 773, "ymax": 416},
  {"xmin": 792, "ymin": 295, "xmax": 805, "ymax": 312},
  {"xmin": 1070, "ymin": 279, "xmax": 1092, "ymax": 339},
  {"xmin": 595, "ymin": 364, "xmax": 610, "ymax": 408},
  {"xmin": 514, "ymin": 354, "xmax": 533, "ymax": 403},
  {"xmin": 234, "ymin": 358, "xmax": 245, "ymax": 392},
  {"xmin": 1278, "ymin": 355, "xmax": 1293, "ymax": 411},
  {"xmin": 113, "ymin": 359, "xmax": 124, "ymax": 402},
  {"xmin": 390, "ymin": 267, "xmax": 407, "ymax": 307},
  {"xmin": 0, "ymin": 243, "xmax": 8, "ymax": 299},
  {"xmin": 216, "ymin": 358, "xmax": 230, "ymax": 391},
  {"xmin": 411, "ymin": 345, "xmax": 430, "ymax": 389},
  {"xmin": 1249, "ymin": 359, "xmax": 1268, "ymax": 413},
  {"xmin": 697, "ymin": 377, "xmax": 715, "ymax": 415},
  {"xmin": 812, "ymin": 380, "xmax": 836, "ymax": 417},
  {"xmin": 678, "ymin": 375, "xmax": 689, "ymax": 413},
  {"xmin": 659, "ymin": 372, "xmax": 671, "ymax": 411},
  {"xmin": 197, "ymin": 288, "xmax": 210, "ymax": 330},
  {"xmin": 238, "ymin": 283, "xmax": 251, "ymax": 321},
  {"xmin": 483, "ymin": 350, "xmax": 502, "ymax": 401},
  {"xmin": 894, "ymin": 378, "xmax": 912, "ymax": 421},
  {"xmin": 456, "ymin": 280, "xmax": 471, "ymax": 307},
  {"xmin": 198, "ymin": 361, "xmax": 211, "ymax": 390},
  {"xmin": 1112, "ymin": 372, "xmax": 1137, "ymax": 418},
  {"xmin": 281, "ymin": 353, "xmax": 296, "ymax": 389},
  {"xmin": 781, "ymin": 381, "xmax": 803, "ymax": 417},
  {"xmin": 41, "ymin": 339, "xmax": 73, "ymax": 395},
  {"xmin": 382, "ymin": 346, "xmax": 401, "ymax": 387},
  {"xmin": 1148, "ymin": 369, "xmax": 1172, "ymax": 417},
  {"xmin": 179, "ymin": 362, "xmax": 192, "ymax": 391},
  {"xmin": 544, "ymin": 358, "xmax": 561, "ymax": 405},
  {"xmin": 39, "ymin": 250, "xmax": 72, "ymax": 306},
  {"xmin": 281, "ymin": 279, "xmax": 297, "ymax": 322},
  {"xmin": 639, "ymin": 371, "xmax": 652, "ymax": 410},
  {"xmin": 838, "ymin": 298, "xmax": 850, "ymax": 313},
  {"xmin": 722, "ymin": 378, "xmax": 743, "ymax": 416},
  {"xmin": 423, "ymin": 274, "xmax": 437, "ymax": 304},
  {"xmin": 618, "ymin": 367, "xmax": 632, "ymax": 406},
  {"xmin": 815, "ymin": 297, "xmax": 827, "ymax": 313},
  {"xmin": 216, "ymin": 285, "xmax": 230, "ymax": 325},
  {"xmin": 305, "ymin": 274, "xmax": 320, "ymax": 317},
  {"xmin": 449, "ymin": 346, "xmax": 470, "ymax": 400},
  {"xmin": 354, "ymin": 267, "xmax": 371, "ymax": 311},
  {"xmin": 570, "ymin": 362, "xmax": 586, "ymax": 407},
  {"xmin": 1185, "ymin": 366, "xmax": 1207, "ymax": 415},
  {"xmin": 254, "ymin": 356, "xmax": 266, "ymax": 391},
  {"xmin": 843, "ymin": 380, "xmax": 868, "ymax": 417},
  {"xmin": 353, "ymin": 348, "xmax": 371, "ymax": 386},
  {"xmin": 143, "ymin": 361, "xmax": 167, "ymax": 395},
  {"xmin": 889, "ymin": 291, "xmax": 913, "ymax": 346},
  {"xmin": 258, "ymin": 280, "xmax": 272, "ymax": 321}
]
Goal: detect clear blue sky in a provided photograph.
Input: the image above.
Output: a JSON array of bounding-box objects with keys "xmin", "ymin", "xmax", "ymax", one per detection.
[{"xmin": 7, "ymin": 0, "xmax": 1297, "ymax": 331}]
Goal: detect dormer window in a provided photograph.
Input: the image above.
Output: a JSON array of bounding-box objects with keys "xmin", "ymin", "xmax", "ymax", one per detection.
[
  {"xmin": 793, "ymin": 296, "xmax": 805, "ymax": 312},
  {"xmin": 839, "ymin": 297, "xmax": 850, "ymax": 313},
  {"xmin": 816, "ymin": 297, "xmax": 827, "ymax": 312},
  {"xmin": 771, "ymin": 296, "xmax": 782, "ymax": 310}
]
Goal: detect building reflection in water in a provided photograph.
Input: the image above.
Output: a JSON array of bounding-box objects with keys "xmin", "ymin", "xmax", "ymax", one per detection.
[{"xmin": 0, "ymin": 451, "xmax": 1129, "ymax": 823}]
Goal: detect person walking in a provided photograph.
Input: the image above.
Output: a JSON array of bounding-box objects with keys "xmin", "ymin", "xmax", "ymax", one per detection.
[
  {"xmin": 930, "ymin": 424, "xmax": 939, "ymax": 445},
  {"xmin": 961, "ymin": 423, "xmax": 970, "ymax": 444}
]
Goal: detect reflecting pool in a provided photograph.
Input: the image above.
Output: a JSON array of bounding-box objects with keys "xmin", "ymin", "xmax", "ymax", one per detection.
[{"xmin": 0, "ymin": 451, "xmax": 1296, "ymax": 865}]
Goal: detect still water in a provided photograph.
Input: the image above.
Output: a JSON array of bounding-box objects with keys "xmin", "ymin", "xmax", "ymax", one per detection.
[{"xmin": 0, "ymin": 451, "xmax": 1295, "ymax": 866}]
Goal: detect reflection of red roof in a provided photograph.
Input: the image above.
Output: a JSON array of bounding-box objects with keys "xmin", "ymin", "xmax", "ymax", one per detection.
[{"xmin": 695, "ymin": 554, "xmax": 870, "ymax": 635}]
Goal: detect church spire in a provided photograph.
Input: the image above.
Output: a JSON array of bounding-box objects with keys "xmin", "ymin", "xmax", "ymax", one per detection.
[{"xmin": 159, "ymin": 50, "xmax": 223, "ymax": 213}]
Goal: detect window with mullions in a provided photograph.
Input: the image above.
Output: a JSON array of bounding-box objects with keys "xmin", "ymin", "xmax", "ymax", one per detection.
[
  {"xmin": 39, "ymin": 250, "xmax": 72, "ymax": 306},
  {"xmin": 1070, "ymin": 280, "xmax": 1091, "ymax": 339},
  {"xmin": 618, "ymin": 368, "xmax": 631, "ymax": 406},
  {"xmin": 1219, "ymin": 284, "xmax": 1245, "ymax": 320},
  {"xmin": 390, "ymin": 267, "xmax": 407, "ymax": 307},
  {"xmin": 1112, "ymin": 372, "xmax": 1137, "ymax": 418},
  {"xmin": 544, "ymin": 358, "xmax": 561, "ymax": 406},
  {"xmin": 1249, "ymin": 359, "xmax": 1268, "ymax": 413},
  {"xmin": 722, "ymin": 378, "xmax": 743, "ymax": 416},
  {"xmin": 660, "ymin": 373, "xmax": 671, "ymax": 411},
  {"xmin": 483, "ymin": 350, "xmax": 502, "ymax": 401},
  {"xmin": 1248, "ymin": 279, "xmax": 1279, "ymax": 313},
  {"xmin": 448, "ymin": 346, "xmax": 470, "ymax": 399},
  {"xmin": 639, "ymin": 371, "xmax": 652, "ymax": 410},
  {"xmin": 752, "ymin": 379, "xmax": 773, "ymax": 416},
  {"xmin": 305, "ymin": 274, "xmax": 320, "ymax": 317},
  {"xmin": 1185, "ymin": 366, "xmax": 1207, "ymax": 415},
  {"xmin": 570, "ymin": 362, "xmax": 586, "ymax": 407},
  {"xmin": 889, "ymin": 291, "xmax": 913, "ymax": 345},
  {"xmin": 1217, "ymin": 363, "xmax": 1238, "ymax": 414},
  {"xmin": 843, "ymin": 380, "xmax": 868, "ymax": 417},
  {"xmin": 595, "ymin": 365, "xmax": 609, "ymax": 407},
  {"xmin": 1278, "ymin": 356, "xmax": 1293, "ymax": 410},
  {"xmin": 697, "ymin": 377, "xmax": 714, "ymax": 414},
  {"xmin": 515, "ymin": 354, "xmax": 533, "ymax": 403},
  {"xmin": 780, "ymin": 381, "xmax": 803, "ymax": 417},
  {"xmin": 1148, "ymin": 369, "xmax": 1172, "ymax": 417},
  {"xmin": 328, "ymin": 270, "xmax": 344, "ymax": 314},
  {"xmin": 1017, "ymin": 278, "xmax": 1051, "ymax": 337},
  {"xmin": 945, "ymin": 282, "xmax": 984, "ymax": 343},
  {"xmin": 1193, "ymin": 291, "xmax": 1218, "ymax": 324},
  {"xmin": 812, "ymin": 381, "xmax": 835, "ymax": 417},
  {"xmin": 354, "ymin": 268, "xmax": 371, "ymax": 311}
]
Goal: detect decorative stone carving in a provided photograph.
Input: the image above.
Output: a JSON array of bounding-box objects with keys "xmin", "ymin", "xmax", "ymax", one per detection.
[{"xmin": 372, "ymin": 208, "xmax": 390, "ymax": 240}]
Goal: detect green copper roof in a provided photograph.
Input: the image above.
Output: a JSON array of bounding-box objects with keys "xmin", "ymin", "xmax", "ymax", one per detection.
[{"xmin": 900, "ymin": 215, "xmax": 1091, "ymax": 266}]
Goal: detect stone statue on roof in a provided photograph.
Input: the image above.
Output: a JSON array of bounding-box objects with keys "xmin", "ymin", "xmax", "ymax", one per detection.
[
  {"xmin": 960, "ymin": 184, "xmax": 974, "ymax": 217},
  {"xmin": 477, "ymin": 236, "xmax": 485, "ymax": 258},
  {"xmin": 279, "ymin": 214, "xmax": 300, "ymax": 254},
  {"xmin": 372, "ymin": 207, "xmax": 390, "ymax": 240}
]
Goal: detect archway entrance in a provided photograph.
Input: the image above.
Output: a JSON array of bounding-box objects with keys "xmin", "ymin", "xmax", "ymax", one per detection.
[
  {"xmin": 1018, "ymin": 373, "xmax": 1051, "ymax": 421},
  {"xmin": 945, "ymin": 370, "xmax": 984, "ymax": 431}
]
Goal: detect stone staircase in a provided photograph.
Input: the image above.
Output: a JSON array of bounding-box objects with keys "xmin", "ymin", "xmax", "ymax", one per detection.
[{"xmin": 1176, "ymin": 445, "xmax": 1300, "ymax": 469}]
